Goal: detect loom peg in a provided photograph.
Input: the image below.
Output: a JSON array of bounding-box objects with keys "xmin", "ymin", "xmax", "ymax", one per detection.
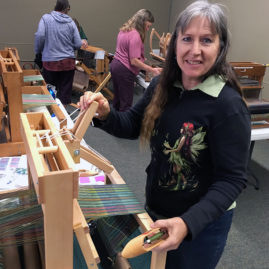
[{"xmin": 79, "ymin": 169, "xmax": 98, "ymax": 177}]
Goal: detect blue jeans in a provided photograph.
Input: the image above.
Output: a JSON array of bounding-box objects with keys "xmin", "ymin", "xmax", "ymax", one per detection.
[{"xmin": 165, "ymin": 210, "xmax": 233, "ymax": 269}]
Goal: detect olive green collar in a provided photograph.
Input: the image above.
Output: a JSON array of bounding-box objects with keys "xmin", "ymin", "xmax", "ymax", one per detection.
[{"xmin": 174, "ymin": 75, "xmax": 226, "ymax": 98}]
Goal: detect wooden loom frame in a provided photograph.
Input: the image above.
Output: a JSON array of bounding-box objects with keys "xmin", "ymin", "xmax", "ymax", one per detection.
[
  {"xmin": 0, "ymin": 48, "xmax": 65, "ymax": 157},
  {"xmin": 20, "ymin": 109, "xmax": 99, "ymax": 269},
  {"xmin": 230, "ymin": 62, "xmax": 266, "ymax": 94},
  {"xmin": 149, "ymin": 28, "xmax": 171, "ymax": 63},
  {"xmin": 19, "ymin": 101, "xmax": 167, "ymax": 269},
  {"xmin": 230, "ymin": 61, "xmax": 269, "ymax": 128},
  {"xmin": 77, "ymin": 45, "xmax": 114, "ymax": 100}
]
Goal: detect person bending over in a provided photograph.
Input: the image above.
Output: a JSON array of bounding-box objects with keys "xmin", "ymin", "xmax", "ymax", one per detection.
[{"xmin": 110, "ymin": 9, "xmax": 162, "ymax": 111}]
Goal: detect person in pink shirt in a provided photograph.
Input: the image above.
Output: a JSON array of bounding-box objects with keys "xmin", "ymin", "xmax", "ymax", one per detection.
[{"xmin": 111, "ymin": 9, "xmax": 162, "ymax": 111}]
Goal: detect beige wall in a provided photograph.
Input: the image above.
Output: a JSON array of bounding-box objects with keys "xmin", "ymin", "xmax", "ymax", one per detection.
[
  {"xmin": 169, "ymin": 0, "xmax": 269, "ymax": 98},
  {"xmin": 2, "ymin": 0, "xmax": 268, "ymax": 98},
  {"xmin": 0, "ymin": 0, "xmax": 171, "ymax": 61}
]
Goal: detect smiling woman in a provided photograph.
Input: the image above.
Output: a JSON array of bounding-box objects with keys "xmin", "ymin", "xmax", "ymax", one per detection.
[{"xmin": 78, "ymin": 1, "xmax": 251, "ymax": 268}]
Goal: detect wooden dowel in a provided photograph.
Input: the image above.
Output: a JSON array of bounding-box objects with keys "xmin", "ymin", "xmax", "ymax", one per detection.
[
  {"xmin": 94, "ymin": 72, "xmax": 111, "ymax": 93},
  {"xmin": 38, "ymin": 146, "xmax": 58, "ymax": 154}
]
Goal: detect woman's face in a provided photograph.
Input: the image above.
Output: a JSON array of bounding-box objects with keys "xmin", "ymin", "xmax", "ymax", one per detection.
[
  {"xmin": 145, "ymin": 21, "xmax": 153, "ymax": 32},
  {"xmin": 176, "ymin": 16, "xmax": 220, "ymax": 89}
]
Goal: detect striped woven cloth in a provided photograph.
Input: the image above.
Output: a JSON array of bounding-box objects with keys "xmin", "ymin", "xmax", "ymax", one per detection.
[
  {"xmin": 0, "ymin": 184, "xmax": 144, "ymax": 257},
  {"xmin": 23, "ymin": 75, "xmax": 44, "ymax": 82},
  {"xmin": 22, "ymin": 94, "xmax": 56, "ymax": 106},
  {"xmin": 78, "ymin": 184, "xmax": 144, "ymax": 220},
  {"xmin": 0, "ymin": 190, "xmax": 43, "ymax": 249}
]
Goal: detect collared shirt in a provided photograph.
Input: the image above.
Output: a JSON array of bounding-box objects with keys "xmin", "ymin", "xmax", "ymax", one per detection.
[{"xmin": 174, "ymin": 75, "xmax": 226, "ymax": 98}]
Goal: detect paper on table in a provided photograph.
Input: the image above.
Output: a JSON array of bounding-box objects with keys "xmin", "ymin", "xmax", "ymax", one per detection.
[
  {"xmin": 75, "ymin": 158, "xmax": 105, "ymax": 185},
  {"xmin": 94, "ymin": 50, "xmax": 105, "ymax": 60},
  {"xmin": 0, "ymin": 155, "xmax": 28, "ymax": 191}
]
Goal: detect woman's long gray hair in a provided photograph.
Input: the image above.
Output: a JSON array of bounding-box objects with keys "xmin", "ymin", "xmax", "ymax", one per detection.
[
  {"xmin": 169, "ymin": 1, "xmax": 236, "ymax": 83},
  {"xmin": 140, "ymin": 0, "xmax": 240, "ymax": 146},
  {"xmin": 163, "ymin": 0, "xmax": 239, "ymax": 91}
]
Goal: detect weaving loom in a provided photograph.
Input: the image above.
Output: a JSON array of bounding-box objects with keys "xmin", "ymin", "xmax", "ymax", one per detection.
[
  {"xmin": 149, "ymin": 28, "xmax": 171, "ymax": 63},
  {"xmin": 136, "ymin": 28, "xmax": 167, "ymax": 83},
  {"xmin": 75, "ymin": 45, "xmax": 113, "ymax": 100},
  {"xmin": 230, "ymin": 62, "xmax": 266, "ymax": 99},
  {"xmin": 0, "ymin": 48, "xmax": 65, "ymax": 157},
  {"xmin": 230, "ymin": 62, "xmax": 269, "ymax": 128},
  {"xmin": 0, "ymin": 99, "xmax": 167, "ymax": 268},
  {"xmin": 63, "ymin": 103, "xmax": 167, "ymax": 268},
  {"xmin": 0, "ymin": 47, "xmax": 167, "ymax": 268}
]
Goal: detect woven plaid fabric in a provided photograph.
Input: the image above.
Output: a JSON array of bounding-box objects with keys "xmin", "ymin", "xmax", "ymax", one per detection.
[
  {"xmin": 78, "ymin": 184, "xmax": 144, "ymax": 220},
  {"xmin": 0, "ymin": 190, "xmax": 43, "ymax": 248},
  {"xmin": 0, "ymin": 184, "xmax": 145, "ymax": 262},
  {"xmin": 95, "ymin": 214, "xmax": 140, "ymax": 257}
]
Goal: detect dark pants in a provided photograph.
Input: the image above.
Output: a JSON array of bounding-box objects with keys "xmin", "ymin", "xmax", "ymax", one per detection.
[
  {"xmin": 42, "ymin": 68, "xmax": 75, "ymax": 105},
  {"xmin": 165, "ymin": 210, "xmax": 233, "ymax": 269},
  {"xmin": 110, "ymin": 59, "xmax": 136, "ymax": 112}
]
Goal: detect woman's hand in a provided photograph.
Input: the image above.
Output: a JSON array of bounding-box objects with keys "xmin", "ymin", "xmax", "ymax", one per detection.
[
  {"xmin": 150, "ymin": 217, "xmax": 188, "ymax": 252},
  {"xmin": 81, "ymin": 39, "xmax": 88, "ymax": 49},
  {"xmin": 130, "ymin": 58, "xmax": 162, "ymax": 77},
  {"xmin": 78, "ymin": 91, "xmax": 110, "ymax": 120},
  {"xmin": 151, "ymin": 67, "xmax": 162, "ymax": 77}
]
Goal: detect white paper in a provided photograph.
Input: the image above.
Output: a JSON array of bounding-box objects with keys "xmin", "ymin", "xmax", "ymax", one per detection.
[
  {"xmin": 0, "ymin": 155, "xmax": 28, "ymax": 191},
  {"xmin": 94, "ymin": 50, "xmax": 105, "ymax": 60}
]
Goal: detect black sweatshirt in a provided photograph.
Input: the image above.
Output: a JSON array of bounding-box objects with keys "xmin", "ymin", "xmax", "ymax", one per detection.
[{"xmin": 94, "ymin": 76, "xmax": 251, "ymax": 239}]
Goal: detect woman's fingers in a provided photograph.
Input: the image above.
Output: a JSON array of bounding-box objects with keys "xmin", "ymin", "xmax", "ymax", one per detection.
[
  {"xmin": 78, "ymin": 91, "xmax": 110, "ymax": 120},
  {"xmin": 150, "ymin": 217, "xmax": 188, "ymax": 252}
]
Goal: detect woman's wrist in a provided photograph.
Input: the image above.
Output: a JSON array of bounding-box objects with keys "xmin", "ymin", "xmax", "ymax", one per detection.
[{"xmin": 146, "ymin": 65, "xmax": 154, "ymax": 73}]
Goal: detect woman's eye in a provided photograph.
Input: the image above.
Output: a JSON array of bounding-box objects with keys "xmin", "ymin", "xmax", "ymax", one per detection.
[
  {"xmin": 201, "ymin": 38, "xmax": 212, "ymax": 44},
  {"xmin": 182, "ymin": 37, "xmax": 191, "ymax": 42}
]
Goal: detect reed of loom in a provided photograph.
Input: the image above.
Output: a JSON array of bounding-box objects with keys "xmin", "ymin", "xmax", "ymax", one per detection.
[
  {"xmin": 0, "ymin": 47, "xmax": 66, "ymax": 157},
  {"xmin": 20, "ymin": 110, "xmax": 99, "ymax": 269}
]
